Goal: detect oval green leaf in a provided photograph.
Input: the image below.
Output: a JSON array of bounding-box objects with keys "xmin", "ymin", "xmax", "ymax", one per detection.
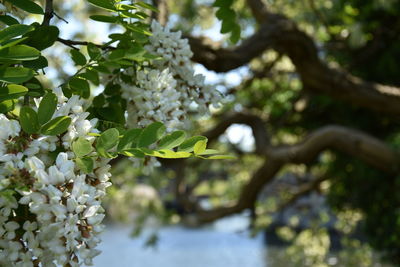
[
  {"xmin": 158, "ymin": 130, "xmax": 186, "ymax": 150},
  {"xmin": 193, "ymin": 139, "xmax": 207, "ymax": 155},
  {"xmin": 72, "ymin": 137, "xmax": 93, "ymax": 158},
  {"xmin": 41, "ymin": 116, "xmax": 71, "ymax": 136},
  {"xmin": 137, "ymin": 122, "xmax": 166, "ymax": 148},
  {"xmin": 38, "ymin": 92, "xmax": 57, "ymax": 125},
  {"xmin": 69, "ymin": 77, "xmax": 90, "ymax": 99},
  {"xmin": 4, "ymin": 0, "xmax": 44, "ymax": 14},
  {"xmin": 0, "ymin": 24, "xmax": 33, "ymax": 44},
  {"xmin": 117, "ymin": 128, "xmax": 142, "ymax": 151},
  {"xmin": 0, "ymin": 84, "xmax": 28, "ymax": 101},
  {"xmin": 0, "ymin": 67, "xmax": 35, "ymax": 83},
  {"xmin": 0, "ymin": 45, "xmax": 40, "ymax": 61},
  {"xmin": 70, "ymin": 49, "xmax": 87, "ymax": 66},
  {"xmin": 96, "ymin": 128, "xmax": 119, "ymax": 158},
  {"xmin": 178, "ymin": 136, "xmax": 208, "ymax": 152},
  {"xmin": 20, "ymin": 106, "xmax": 40, "ymax": 134}
]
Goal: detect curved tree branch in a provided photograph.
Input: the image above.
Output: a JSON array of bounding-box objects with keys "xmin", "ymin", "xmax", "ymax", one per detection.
[
  {"xmin": 187, "ymin": 0, "xmax": 400, "ymax": 115},
  {"xmin": 190, "ymin": 124, "xmax": 399, "ymax": 224},
  {"xmin": 204, "ymin": 112, "xmax": 270, "ymax": 155}
]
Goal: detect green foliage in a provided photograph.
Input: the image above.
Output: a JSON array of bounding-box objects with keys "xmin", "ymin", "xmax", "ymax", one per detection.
[
  {"xmin": 24, "ymin": 25, "xmax": 60, "ymax": 51},
  {"xmin": 37, "ymin": 92, "xmax": 57, "ymax": 124},
  {"xmin": 137, "ymin": 122, "xmax": 166, "ymax": 148},
  {"xmin": 213, "ymin": 0, "xmax": 241, "ymax": 43},
  {"xmin": 96, "ymin": 128, "xmax": 120, "ymax": 158},
  {"xmin": 72, "ymin": 137, "xmax": 94, "ymax": 158},
  {"xmin": 4, "ymin": 0, "xmax": 44, "ymax": 14},
  {"xmin": 76, "ymin": 157, "xmax": 94, "ymax": 174},
  {"xmin": 0, "ymin": 84, "xmax": 28, "ymax": 101},
  {"xmin": 19, "ymin": 106, "xmax": 40, "ymax": 134},
  {"xmin": 40, "ymin": 116, "xmax": 72, "ymax": 135},
  {"xmin": 158, "ymin": 131, "xmax": 186, "ymax": 150}
]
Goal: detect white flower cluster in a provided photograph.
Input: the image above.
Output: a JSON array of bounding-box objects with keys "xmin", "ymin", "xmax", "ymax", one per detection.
[
  {"xmin": 0, "ymin": 90, "xmax": 111, "ymax": 266},
  {"xmin": 121, "ymin": 20, "xmax": 222, "ymax": 129}
]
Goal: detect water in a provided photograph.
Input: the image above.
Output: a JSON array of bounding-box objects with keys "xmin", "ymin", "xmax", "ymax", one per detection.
[
  {"xmin": 93, "ymin": 216, "xmax": 391, "ymax": 267},
  {"xmin": 94, "ymin": 216, "xmax": 268, "ymax": 267}
]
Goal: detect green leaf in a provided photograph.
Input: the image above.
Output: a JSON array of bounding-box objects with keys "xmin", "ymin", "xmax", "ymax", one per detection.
[
  {"xmin": 5, "ymin": 0, "xmax": 44, "ymax": 14},
  {"xmin": 0, "ymin": 84, "xmax": 28, "ymax": 101},
  {"xmin": 158, "ymin": 130, "xmax": 186, "ymax": 150},
  {"xmin": 96, "ymin": 128, "xmax": 119, "ymax": 158},
  {"xmin": 24, "ymin": 25, "xmax": 59, "ymax": 51},
  {"xmin": 0, "ymin": 37, "xmax": 28, "ymax": 51},
  {"xmin": 216, "ymin": 7, "xmax": 235, "ymax": 21},
  {"xmin": 0, "ymin": 67, "xmax": 34, "ymax": 83},
  {"xmin": 206, "ymin": 155, "xmax": 236, "ymax": 160},
  {"xmin": 79, "ymin": 69, "xmax": 99, "ymax": 85},
  {"xmin": 20, "ymin": 106, "xmax": 40, "ymax": 134},
  {"xmin": 178, "ymin": 136, "xmax": 208, "ymax": 152},
  {"xmin": 41, "ymin": 116, "xmax": 71, "ymax": 136},
  {"xmin": 120, "ymin": 148, "xmax": 145, "ymax": 158},
  {"xmin": 87, "ymin": 0, "xmax": 116, "ymax": 11},
  {"xmin": 69, "ymin": 77, "xmax": 90, "ymax": 99},
  {"xmin": 137, "ymin": 122, "xmax": 166, "ymax": 148},
  {"xmin": 108, "ymin": 49, "xmax": 125, "ymax": 60},
  {"xmin": 72, "ymin": 137, "xmax": 93, "ymax": 157},
  {"xmin": 90, "ymin": 15, "xmax": 119, "ymax": 23},
  {"xmin": 193, "ymin": 139, "xmax": 207, "ymax": 155},
  {"xmin": 135, "ymin": 2, "xmax": 158, "ymax": 12},
  {"xmin": 118, "ymin": 128, "xmax": 142, "ymax": 151},
  {"xmin": 213, "ymin": 0, "xmax": 234, "ymax": 7},
  {"xmin": 25, "ymin": 77, "xmax": 44, "ymax": 96},
  {"xmin": 0, "ymin": 15, "xmax": 19, "ymax": 26},
  {"xmin": 70, "ymin": 49, "xmax": 87, "ymax": 66},
  {"xmin": 37, "ymin": 92, "xmax": 57, "ymax": 124},
  {"xmin": 151, "ymin": 149, "xmax": 192, "ymax": 159},
  {"xmin": 76, "ymin": 157, "xmax": 94, "ymax": 173},
  {"xmin": 229, "ymin": 24, "xmax": 241, "ymax": 44},
  {"xmin": 22, "ymin": 55, "xmax": 48, "ymax": 70},
  {"xmin": 0, "ymin": 45, "xmax": 40, "ymax": 61},
  {"xmin": 93, "ymin": 94, "xmax": 105, "ymax": 107},
  {"xmin": 87, "ymin": 43, "xmax": 101, "ymax": 59},
  {"xmin": 196, "ymin": 149, "xmax": 219, "ymax": 155},
  {"xmin": 0, "ymin": 99, "xmax": 15, "ymax": 113},
  {"xmin": 0, "ymin": 24, "xmax": 33, "ymax": 44}
]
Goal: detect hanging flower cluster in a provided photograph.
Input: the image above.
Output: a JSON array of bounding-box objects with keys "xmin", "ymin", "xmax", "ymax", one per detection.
[
  {"xmin": 0, "ymin": 0, "xmax": 231, "ymax": 264},
  {"xmin": 121, "ymin": 21, "xmax": 222, "ymax": 129},
  {"xmin": 0, "ymin": 90, "xmax": 111, "ymax": 266}
]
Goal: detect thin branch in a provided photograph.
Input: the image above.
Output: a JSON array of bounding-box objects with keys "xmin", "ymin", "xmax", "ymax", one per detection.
[
  {"xmin": 42, "ymin": 0, "xmax": 54, "ymax": 26},
  {"xmin": 56, "ymin": 38, "xmax": 115, "ymax": 50},
  {"xmin": 151, "ymin": 0, "xmax": 169, "ymax": 26}
]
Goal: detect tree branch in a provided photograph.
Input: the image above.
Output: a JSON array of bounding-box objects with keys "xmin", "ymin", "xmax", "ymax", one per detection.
[
  {"xmin": 189, "ymin": 124, "xmax": 399, "ymax": 224},
  {"xmin": 42, "ymin": 0, "xmax": 54, "ymax": 26},
  {"xmin": 203, "ymin": 112, "xmax": 270, "ymax": 155},
  {"xmin": 187, "ymin": 1, "xmax": 400, "ymax": 116},
  {"xmin": 151, "ymin": 0, "xmax": 169, "ymax": 26},
  {"xmin": 57, "ymin": 38, "xmax": 114, "ymax": 50}
]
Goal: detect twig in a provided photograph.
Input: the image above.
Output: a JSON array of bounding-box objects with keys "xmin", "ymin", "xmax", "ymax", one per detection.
[
  {"xmin": 57, "ymin": 38, "xmax": 115, "ymax": 50},
  {"xmin": 42, "ymin": 0, "xmax": 54, "ymax": 26}
]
